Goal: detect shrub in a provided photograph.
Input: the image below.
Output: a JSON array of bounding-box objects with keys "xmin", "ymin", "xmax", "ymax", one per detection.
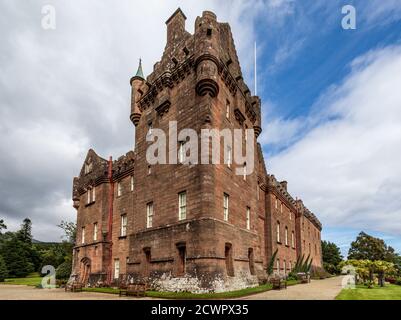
[
  {"xmin": 395, "ymin": 278, "xmax": 401, "ymax": 286},
  {"xmin": 287, "ymin": 272, "xmax": 298, "ymax": 281},
  {"xmin": 56, "ymin": 260, "xmax": 72, "ymax": 280}
]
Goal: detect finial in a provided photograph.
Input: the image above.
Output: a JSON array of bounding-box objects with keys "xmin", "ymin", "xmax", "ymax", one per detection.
[{"xmin": 135, "ymin": 58, "xmax": 144, "ymax": 79}]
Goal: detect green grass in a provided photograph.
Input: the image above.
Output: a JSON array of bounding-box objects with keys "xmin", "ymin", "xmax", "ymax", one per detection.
[
  {"xmin": 0, "ymin": 272, "xmax": 42, "ymax": 286},
  {"xmin": 83, "ymin": 279, "xmax": 301, "ymax": 299},
  {"xmin": 336, "ymin": 284, "xmax": 401, "ymax": 300}
]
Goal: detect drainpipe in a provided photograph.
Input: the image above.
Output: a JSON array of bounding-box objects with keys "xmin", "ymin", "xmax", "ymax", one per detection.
[{"xmin": 107, "ymin": 156, "xmax": 114, "ymax": 285}]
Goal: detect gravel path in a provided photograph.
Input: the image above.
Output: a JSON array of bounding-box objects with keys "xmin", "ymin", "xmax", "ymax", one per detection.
[
  {"xmin": 0, "ymin": 285, "xmax": 157, "ymax": 300},
  {"xmin": 1, "ymin": 276, "xmax": 344, "ymax": 300},
  {"xmin": 239, "ymin": 276, "xmax": 344, "ymax": 300}
]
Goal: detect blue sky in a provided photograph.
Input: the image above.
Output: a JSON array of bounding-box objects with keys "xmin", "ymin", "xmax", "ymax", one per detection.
[
  {"xmin": 1, "ymin": 0, "xmax": 401, "ymax": 258},
  {"xmin": 246, "ymin": 0, "xmax": 401, "ymax": 256}
]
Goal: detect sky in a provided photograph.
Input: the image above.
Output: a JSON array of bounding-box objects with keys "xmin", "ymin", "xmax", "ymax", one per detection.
[{"xmin": 1, "ymin": 0, "xmax": 401, "ymax": 256}]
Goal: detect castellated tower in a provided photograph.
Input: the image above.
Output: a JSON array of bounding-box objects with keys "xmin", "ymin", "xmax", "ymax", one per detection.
[{"xmin": 71, "ymin": 8, "xmax": 322, "ymax": 293}]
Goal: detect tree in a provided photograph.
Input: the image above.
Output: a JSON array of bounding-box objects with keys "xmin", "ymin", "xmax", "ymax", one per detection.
[
  {"xmin": 348, "ymin": 232, "xmax": 396, "ymax": 262},
  {"xmin": 17, "ymin": 218, "xmax": 33, "ymax": 244},
  {"xmin": 322, "ymin": 240, "xmax": 343, "ymax": 274},
  {"xmin": 58, "ymin": 220, "xmax": 76, "ymax": 244},
  {"xmin": 0, "ymin": 255, "xmax": 8, "ymax": 281},
  {"xmin": 1, "ymin": 233, "xmax": 34, "ymax": 277},
  {"xmin": 373, "ymin": 260, "xmax": 395, "ymax": 287},
  {"xmin": 0, "ymin": 219, "xmax": 6, "ymax": 235}
]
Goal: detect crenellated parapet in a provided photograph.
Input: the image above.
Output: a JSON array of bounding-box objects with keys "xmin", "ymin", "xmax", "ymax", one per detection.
[
  {"xmin": 295, "ymin": 199, "xmax": 322, "ymax": 230},
  {"xmin": 130, "ymin": 8, "xmax": 261, "ymax": 129}
]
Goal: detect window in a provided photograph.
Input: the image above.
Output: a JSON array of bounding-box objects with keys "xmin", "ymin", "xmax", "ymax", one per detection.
[
  {"xmin": 147, "ymin": 122, "xmax": 153, "ymax": 135},
  {"xmin": 114, "ymin": 259, "xmax": 120, "ymax": 279},
  {"xmin": 87, "ymin": 189, "xmax": 91, "ymax": 204},
  {"xmin": 223, "ymin": 193, "xmax": 229, "ymax": 221},
  {"xmin": 226, "ymin": 146, "xmax": 232, "ymax": 167},
  {"xmin": 246, "ymin": 207, "xmax": 251, "ymax": 230},
  {"xmin": 130, "ymin": 176, "xmax": 134, "ymax": 191},
  {"xmin": 285, "ymin": 226, "xmax": 288, "ymax": 246},
  {"xmin": 92, "ymin": 187, "xmax": 96, "ymax": 202},
  {"xmin": 147, "ymin": 165, "xmax": 151, "ymax": 175},
  {"xmin": 243, "ymin": 163, "xmax": 247, "ymax": 180},
  {"xmin": 276, "ymin": 222, "xmax": 280, "ymax": 243},
  {"xmin": 289, "ymin": 211, "xmax": 292, "ymax": 220},
  {"xmin": 225, "ymin": 243, "xmax": 234, "ymax": 276},
  {"xmin": 225, "ymin": 100, "xmax": 230, "ymax": 119},
  {"xmin": 280, "ymin": 202, "xmax": 283, "ymax": 213},
  {"xmin": 309, "ymin": 243, "xmax": 311, "ymax": 253},
  {"xmin": 207, "ymin": 28, "xmax": 212, "ymax": 36},
  {"xmin": 276, "ymin": 259, "xmax": 280, "ymax": 273},
  {"xmin": 146, "ymin": 202, "xmax": 154, "ymax": 228},
  {"xmin": 117, "ymin": 182, "xmax": 122, "ymax": 197},
  {"xmin": 284, "ymin": 260, "xmax": 287, "ymax": 274},
  {"xmin": 81, "ymin": 226, "xmax": 85, "ymax": 244},
  {"xmin": 178, "ymin": 192, "xmax": 187, "ymax": 221},
  {"xmin": 179, "ymin": 141, "xmax": 186, "ymax": 163},
  {"xmin": 121, "ymin": 214, "xmax": 127, "ymax": 237},
  {"xmin": 93, "ymin": 222, "xmax": 98, "ymax": 241},
  {"xmin": 291, "ymin": 231, "xmax": 295, "ymax": 248},
  {"xmin": 248, "ymin": 248, "xmax": 255, "ymax": 275},
  {"xmin": 245, "ymin": 125, "xmax": 248, "ymax": 141},
  {"xmin": 275, "ymin": 197, "xmax": 278, "ymax": 209}
]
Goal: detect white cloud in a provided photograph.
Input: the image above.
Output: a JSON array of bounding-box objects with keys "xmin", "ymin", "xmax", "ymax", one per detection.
[
  {"xmin": 267, "ymin": 45, "xmax": 401, "ymax": 237},
  {"xmin": 0, "ymin": 0, "xmax": 258, "ymax": 241}
]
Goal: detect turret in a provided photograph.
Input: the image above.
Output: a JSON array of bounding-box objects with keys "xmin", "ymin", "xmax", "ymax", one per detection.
[
  {"xmin": 130, "ymin": 59, "xmax": 145, "ymax": 126},
  {"xmin": 194, "ymin": 11, "xmax": 220, "ymax": 98}
]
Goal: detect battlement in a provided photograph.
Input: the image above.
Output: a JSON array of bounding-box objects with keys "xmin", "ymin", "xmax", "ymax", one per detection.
[{"xmin": 130, "ymin": 9, "xmax": 261, "ymax": 136}]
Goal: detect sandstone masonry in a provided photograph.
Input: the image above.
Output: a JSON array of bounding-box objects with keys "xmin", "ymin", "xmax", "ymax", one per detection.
[{"xmin": 71, "ymin": 8, "xmax": 322, "ymax": 293}]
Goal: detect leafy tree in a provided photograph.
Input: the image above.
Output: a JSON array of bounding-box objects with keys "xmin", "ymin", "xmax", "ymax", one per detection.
[
  {"xmin": 348, "ymin": 232, "xmax": 396, "ymax": 262},
  {"xmin": 0, "ymin": 255, "xmax": 8, "ymax": 281},
  {"xmin": 373, "ymin": 260, "xmax": 395, "ymax": 287},
  {"xmin": 322, "ymin": 241, "xmax": 343, "ymax": 265},
  {"xmin": 58, "ymin": 221, "xmax": 76, "ymax": 244}
]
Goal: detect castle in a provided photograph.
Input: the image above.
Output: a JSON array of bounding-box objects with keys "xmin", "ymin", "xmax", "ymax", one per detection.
[{"xmin": 71, "ymin": 9, "xmax": 322, "ymax": 293}]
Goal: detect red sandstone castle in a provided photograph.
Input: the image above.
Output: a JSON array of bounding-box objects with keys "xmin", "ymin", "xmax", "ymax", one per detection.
[{"xmin": 71, "ymin": 9, "xmax": 322, "ymax": 293}]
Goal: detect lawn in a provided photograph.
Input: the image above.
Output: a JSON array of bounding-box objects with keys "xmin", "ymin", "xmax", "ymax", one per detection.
[
  {"xmin": 0, "ymin": 272, "xmax": 42, "ymax": 286},
  {"xmin": 83, "ymin": 279, "xmax": 301, "ymax": 299},
  {"xmin": 336, "ymin": 284, "xmax": 401, "ymax": 300}
]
